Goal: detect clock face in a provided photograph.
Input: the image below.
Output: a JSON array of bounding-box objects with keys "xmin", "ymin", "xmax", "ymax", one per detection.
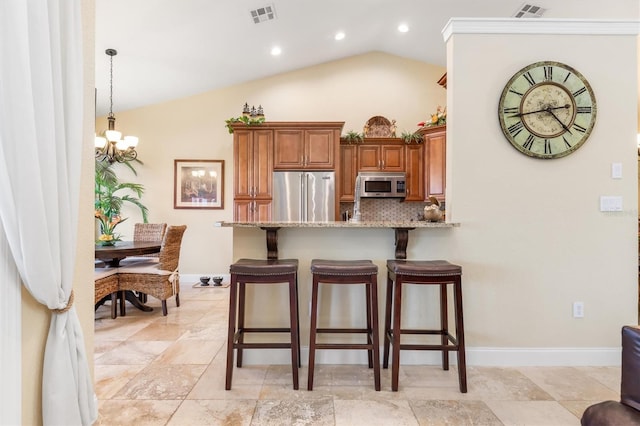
[{"xmin": 498, "ymin": 61, "xmax": 597, "ymax": 159}]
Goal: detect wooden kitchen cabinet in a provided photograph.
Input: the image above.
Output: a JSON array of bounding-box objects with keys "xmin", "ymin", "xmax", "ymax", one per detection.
[
  {"xmin": 421, "ymin": 125, "xmax": 446, "ymax": 202},
  {"xmin": 233, "ymin": 121, "xmax": 344, "ymax": 222},
  {"xmin": 339, "ymin": 143, "xmax": 357, "ymax": 202},
  {"xmin": 357, "ymin": 140, "xmax": 404, "ymax": 172},
  {"xmin": 273, "ymin": 127, "xmax": 338, "ymax": 170},
  {"xmin": 233, "ymin": 199, "xmax": 272, "ymax": 222},
  {"xmin": 404, "ymin": 143, "xmax": 425, "ymax": 201},
  {"xmin": 233, "ymin": 128, "xmax": 273, "ymax": 221}
]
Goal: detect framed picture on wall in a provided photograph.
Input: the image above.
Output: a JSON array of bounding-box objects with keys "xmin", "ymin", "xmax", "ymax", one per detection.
[{"xmin": 174, "ymin": 159, "xmax": 224, "ymax": 209}]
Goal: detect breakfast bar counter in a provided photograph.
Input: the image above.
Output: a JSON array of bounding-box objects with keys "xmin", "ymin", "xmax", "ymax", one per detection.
[{"xmin": 216, "ymin": 221, "xmax": 459, "ymax": 259}]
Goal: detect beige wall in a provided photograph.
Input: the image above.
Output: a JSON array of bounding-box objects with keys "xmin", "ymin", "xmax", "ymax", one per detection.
[
  {"xmin": 444, "ymin": 21, "xmax": 638, "ymax": 351},
  {"xmin": 96, "ymin": 52, "xmax": 447, "ymax": 275}
]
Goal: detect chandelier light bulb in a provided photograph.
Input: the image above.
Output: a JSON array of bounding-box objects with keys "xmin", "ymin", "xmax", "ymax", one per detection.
[{"xmin": 95, "ymin": 136, "xmax": 107, "ymax": 149}]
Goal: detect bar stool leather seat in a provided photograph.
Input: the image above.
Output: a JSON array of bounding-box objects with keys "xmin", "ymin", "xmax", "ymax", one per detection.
[
  {"xmin": 225, "ymin": 258, "xmax": 300, "ymax": 390},
  {"xmin": 384, "ymin": 259, "xmax": 467, "ymax": 393},
  {"xmin": 308, "ymin": 259, "xmax": 380, "ymax": 391}
]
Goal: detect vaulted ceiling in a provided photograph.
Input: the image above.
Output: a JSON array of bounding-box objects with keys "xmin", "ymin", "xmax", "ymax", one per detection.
[{"xmin": 95, "ymin": 0, "xmax": 639, "ymax": 117}]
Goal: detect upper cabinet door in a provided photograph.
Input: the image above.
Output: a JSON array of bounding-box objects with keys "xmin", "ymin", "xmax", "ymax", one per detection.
[
  {"xmin": 339, "ymin": 144, "xmax": 357, "ymax": 202},
  {"xmin": 233, "ymin": 129, "xmax": 273, "ymax": 199},
  {"xmin": 274, "ymin": 128, "xmax": 336, "ymax": 170},
  {"xmin": 357, "ymin": 143, "xmax": 404, "ymax": 172},
  {"xmin": 421, "ymin": 126, "xmax": 446, "ymax": 202},
  {"xmin": 304, "ymin": 129, "xmax": 334, "ymax": 169},
  {"xmin": 273, "ymin": 129, "xmax": 305, "ymax": 169},
  {"xmin": 252, "ymin": 130, "xmax": 274, "ymax": 199},
  {"xmin": 404, "ymin": 144, "xmax": 424, "ymax": 201}
]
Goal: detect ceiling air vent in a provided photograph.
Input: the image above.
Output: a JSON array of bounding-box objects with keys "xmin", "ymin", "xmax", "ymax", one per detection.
[
  {"xmin": 250, "ymin": 4, "xmax": 276, "ymax": 24},
  {"xmin": 513, "ymin": 3, "xmax": 546, "ymax": 18}
]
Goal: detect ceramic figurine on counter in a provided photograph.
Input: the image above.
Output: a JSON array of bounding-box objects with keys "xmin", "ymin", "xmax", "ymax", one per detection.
[{"xmin": 423, "ymin": 196, "xmax": 443, "ymax": 222}]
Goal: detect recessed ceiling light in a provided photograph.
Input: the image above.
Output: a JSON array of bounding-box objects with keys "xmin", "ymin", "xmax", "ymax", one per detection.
[
  {"xmin": 335, "ymin": 31, "xmax": 345, "ymax": 41},
  {"xmin": 271, "ymin": 46, "xmax": 282, "ymax": 56},
  {"xmin": 398, "ymin": 23, "xmax": 409, "ymax": 33}
]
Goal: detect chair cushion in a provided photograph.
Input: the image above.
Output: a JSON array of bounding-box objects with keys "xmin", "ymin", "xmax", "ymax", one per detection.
[
  {"xmin": 311, "ymin": 259, "xmax": 377, "ymax": 275},
  {"xmin": 94, "ymin": 267, "xmax": 118, "ymax": 280},
  {"xmin": 387, "ymin": 260, "xmax": 462, "ymax": 276},
  {"xmin": 118, "ymin": 262, "xmax": 172, "ymax": 276},
  {"xmin": 230, "ymin": 258, "xmax": 298, "ymax": 275}
]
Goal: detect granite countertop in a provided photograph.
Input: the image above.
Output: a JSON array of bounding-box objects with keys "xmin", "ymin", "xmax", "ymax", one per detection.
[{"xmin": 215, "ymin": 221, "xmax": 459, "ymax": 229}]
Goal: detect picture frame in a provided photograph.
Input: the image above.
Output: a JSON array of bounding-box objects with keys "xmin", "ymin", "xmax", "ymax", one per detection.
[{"xmin": 174, "ymin": 159, "xmax": 224, "ymax": 209}]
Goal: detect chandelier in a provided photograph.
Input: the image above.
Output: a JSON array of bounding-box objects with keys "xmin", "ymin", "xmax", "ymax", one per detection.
[{"xmin": 95, "ymin": 49, "xmax": 138, "ymax": 163}]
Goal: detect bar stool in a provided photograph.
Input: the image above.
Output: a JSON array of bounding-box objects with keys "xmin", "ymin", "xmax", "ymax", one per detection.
[
  {"xmin": 383, "ymin": 260, "xmax": 467, "ymax": 393},
  {"xmin": 225, "ymin": 258, "xmax": 300, "ymax": 390},
  {"xmin": 308, "ymin": 259, "xmax": 380, "ymax": 391}
]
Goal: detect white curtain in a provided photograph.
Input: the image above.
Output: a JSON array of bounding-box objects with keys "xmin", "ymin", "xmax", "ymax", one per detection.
[{"xmin": 0, "ymin": 1, "xmax": 97, "ymax": 425}]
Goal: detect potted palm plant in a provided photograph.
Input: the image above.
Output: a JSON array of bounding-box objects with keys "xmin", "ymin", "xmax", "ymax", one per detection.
[{"xmin": 95, "ymin": 160, "xmax": 148, "ymax": 245}]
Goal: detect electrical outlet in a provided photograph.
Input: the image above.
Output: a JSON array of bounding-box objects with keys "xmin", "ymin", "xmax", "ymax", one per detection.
[{"xmin": 573, "ymin": 301, "xmax": 584, "ymax": 318}]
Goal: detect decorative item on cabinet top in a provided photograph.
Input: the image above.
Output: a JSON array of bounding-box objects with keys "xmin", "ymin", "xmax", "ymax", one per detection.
[
  {"xmin": 363, "ymin": 116, "xmax": 397, "ymax": 138},
  {"xmin": 225, "ymin": 102, "xmax": 266, "ymax": 133},
  {"xmin": 342, "ymin": 130, "xmax": 364, "ymax": 144},
  {"xmin": 418, "ymin": 106, "xmax": 446, "ymax": 128},
  {"xmin": 400, "ymin": 131, "xmax": 423, "ymax": 145}
]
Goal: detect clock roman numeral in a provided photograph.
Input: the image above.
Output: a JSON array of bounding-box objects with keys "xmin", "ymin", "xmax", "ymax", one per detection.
[
  {"xmin": 523, "ymin": 72, "xmax": 536, "ymax": 86},
  {"xmin": 563, "ymin": 72, "xmax": 572, "ymax": 83},
  {"xmin": 508, "ymin": 121, "xmax": 524, "ymax": 137},
  {"xmin": 523, "ymin": 134, "xmax": 535, "ymax": 150},
  {"xmin": 563, "ymin": 136, "xmax": 572, "ymax": 149},
  {"xmin": 572, "ymin": 123, "xmax": 587, "ymax": 133},
  {"xmin": 572, "ymin": 87, "xmax": 587, "ymax": 97},
  {"xmin": 509, "ymin": 88, "xmax": 524, "ymax": 97},
  {"xmin": 503, "ymin": 107, "xmax": 518, "ymax": 114},
  {"xmin": 544, "ymin": 139, "xmax": 552, "ymax": 154},
  {"xmin": 544, "ymin": 66, "xmax": 553, "ymax": 81},
  {"xmin": 576, "ymin": 106, "xmax": 592, "ymax": 114}
]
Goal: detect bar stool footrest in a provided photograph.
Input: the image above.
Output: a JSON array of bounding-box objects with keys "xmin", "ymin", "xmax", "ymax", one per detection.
[
  {"xmin": 316, "ymin": 328, "xmax": 371, "ymax": 334},
  {"xmin": 239, "ymin": 327, "xmax": 293, "ymax": 333},
  {"xmin": 234, "ymin": 342, "xmax": 292, "ymax": 349}
]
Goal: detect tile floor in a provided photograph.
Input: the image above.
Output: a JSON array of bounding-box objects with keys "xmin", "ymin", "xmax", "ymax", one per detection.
[{"xmin": 94, "ymin": 283, "xmax": 620, "ymax": 425}]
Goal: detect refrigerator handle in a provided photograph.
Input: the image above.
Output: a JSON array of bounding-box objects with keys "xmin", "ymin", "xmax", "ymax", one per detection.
[{"xmin": 300, "ymin": 173, "xmax": 307, "ymax": 222}]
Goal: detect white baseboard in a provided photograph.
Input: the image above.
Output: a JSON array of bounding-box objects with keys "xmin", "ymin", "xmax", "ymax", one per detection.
[{"xmin": 238, "ymin": 346, "xmax": 621, "ymax": 367}]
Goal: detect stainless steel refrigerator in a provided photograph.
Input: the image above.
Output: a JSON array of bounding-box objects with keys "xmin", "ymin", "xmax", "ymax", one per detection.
[{"xmin": 272, "ymin": 171, "xmax": 335, "ymax": 222}]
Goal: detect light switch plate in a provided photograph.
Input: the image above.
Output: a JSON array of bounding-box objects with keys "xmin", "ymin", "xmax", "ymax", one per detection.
[
  {"xmin": 611, "ymin": 163, "xmax": 622, "ymax": 179},
  {"xmin": 600, "ymin": 196, "xmax": 623, "ymax": 212}
]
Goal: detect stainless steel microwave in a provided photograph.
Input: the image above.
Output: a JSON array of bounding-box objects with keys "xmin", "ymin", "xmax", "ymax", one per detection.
[{"xmin": 357, "ymin": 172, "xmax": 406, "ymax": 198}]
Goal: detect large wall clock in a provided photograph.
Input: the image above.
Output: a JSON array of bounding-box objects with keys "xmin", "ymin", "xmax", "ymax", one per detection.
[{"xmin": 498, "ymin": 61, "xmax": 597, "ymax": 159}]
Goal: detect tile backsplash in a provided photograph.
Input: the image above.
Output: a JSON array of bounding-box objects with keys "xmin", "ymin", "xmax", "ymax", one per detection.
[{"xmin": 340, "ymin": 199, "xmax": 444, "ymax": 222}]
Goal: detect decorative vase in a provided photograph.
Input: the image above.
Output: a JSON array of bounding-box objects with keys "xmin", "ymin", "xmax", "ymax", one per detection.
[
  {"xmin": 213, "ymin": 277, "xmax": 223, "ymax": 286},
  {"xmin": 423, "ymin": 206, "xmax": 443, "ymax": 222},
  {"xmin": 199, "ymin": 276, "xmax": 211, "ymax": 286}
]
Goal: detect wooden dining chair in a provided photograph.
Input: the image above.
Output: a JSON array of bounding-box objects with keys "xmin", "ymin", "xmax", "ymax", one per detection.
[{"xmin": 117, "ymin": 225, "xmax": 187, "ymax": 316}]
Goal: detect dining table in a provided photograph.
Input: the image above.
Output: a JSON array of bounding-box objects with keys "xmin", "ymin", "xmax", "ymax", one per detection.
[
  {"xmin": 95, "ymin": 240, "xmax": 162, "ymax": 312},
  {"xmin": 94, "ymin": 240, "xmax": 162, "ymax": 266}
]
